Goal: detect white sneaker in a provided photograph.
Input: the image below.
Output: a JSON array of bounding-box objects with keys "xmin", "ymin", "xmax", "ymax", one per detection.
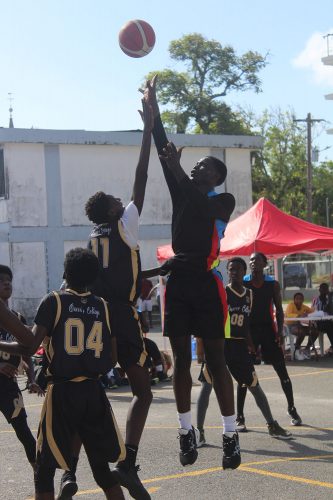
[
  {"xmin": 294, "ymin": 349, "xmax": 306, "ymax": 361},
  {"xmin": 196, "ymin": 428, "xmax": 206, "ymax": 448}
]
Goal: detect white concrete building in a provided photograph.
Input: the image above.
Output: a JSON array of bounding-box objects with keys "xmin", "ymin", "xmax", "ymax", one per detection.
[{"xmin": 0, "ymin": 127, "xmax": 262, "ymax": 320}]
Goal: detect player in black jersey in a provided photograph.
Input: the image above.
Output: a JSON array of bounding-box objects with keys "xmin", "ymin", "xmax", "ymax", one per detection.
[
  {"xmin": 85, "ymin": 98, "xmax": 154, "ymax": 500},
  {"xmin": 142, "ymin": 77, "xmax": 240, "ymax": 470},
  {"xmin": 0, "ymin": 265, "xmax": 43, "ymax": 472},
  {"xmin": 196, "ymin": 258, "xmax": 292, "ymax": 443},
  {"xmin": 0, "ymin": 249, "xmax": 125, "ymax": 500},
  {"xmin": 239, "ymin": 252, "xmax": 302, "ymax": 428}
]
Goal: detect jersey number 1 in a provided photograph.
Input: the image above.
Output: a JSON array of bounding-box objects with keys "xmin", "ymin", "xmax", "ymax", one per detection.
[{"xmin": 91, "ymin": 238, "xmax": 109, "ymax": 268}]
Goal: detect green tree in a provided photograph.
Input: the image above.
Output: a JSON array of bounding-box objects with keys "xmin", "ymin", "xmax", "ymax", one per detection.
[
  {"xmin": 312, "ymin": 161, "xmax": 333, "ymax": 226},
  {"xmin": 248, "ymin": 108, "xmax": 333, "ymax": 225},
  {"xmin": 249, "ymin": 108, "xmax": 308, "ymax": 218},
  {"xmin": 144, "ymin": 33, "xmax": 267, "ymax": 134}
]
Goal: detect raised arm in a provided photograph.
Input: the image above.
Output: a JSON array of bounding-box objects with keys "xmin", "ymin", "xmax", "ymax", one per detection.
[
  {"xmin": 142, "ymin": 77, "xmax": 181, "ymax": 202},
  {"xmin": 131, "ymin": 98, "xmax": 154, "ymax": 215}
]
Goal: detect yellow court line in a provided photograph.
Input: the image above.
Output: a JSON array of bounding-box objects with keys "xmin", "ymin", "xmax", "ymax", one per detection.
[
  {"xmin": 240, "ymin": 465, "xmax": 333, "ymax": 489},
  {"xmin": 241, "ymin": 453, "xmax": 333, "ymax": 467},
  {"xmin": 258, "ymin": 368, "xmax": 333, "ymax": 381},
  {"xmin": 25, "ymin": 454, "xmax": 333, "ymax": 498}
]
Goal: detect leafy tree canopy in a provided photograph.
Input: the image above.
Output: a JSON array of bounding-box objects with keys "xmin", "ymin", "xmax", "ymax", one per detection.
[{"xmin": 144, "ymin": 33, "xmax": 267, "ymax": 134}]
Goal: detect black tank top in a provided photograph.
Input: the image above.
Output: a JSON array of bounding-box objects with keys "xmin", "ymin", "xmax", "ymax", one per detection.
[
  {"xmin": 243, "ymin": 279, "xmax": 276, "ymax": 327},
  {"xmin": 225, "ymin": 286, "xmax": 252, "ymax": 339},
  {"xmin": 35, "ymin": 290, "xmax": 113, "ymax": 381},
  {"xmin": 0, "ymin": 311, "xmax": 25, "ymax": 370},
  {"xmin": 88, "ymin": 220, "xmax": 141, "ymax": 304}
]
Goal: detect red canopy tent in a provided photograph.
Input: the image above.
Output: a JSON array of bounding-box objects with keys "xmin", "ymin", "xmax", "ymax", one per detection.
[{"xmin": 157, "ymin": 197, "xmax": 333, "ymax": 262}]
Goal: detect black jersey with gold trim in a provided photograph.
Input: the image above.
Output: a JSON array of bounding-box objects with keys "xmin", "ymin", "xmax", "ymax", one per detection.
[
  {"xmin": 88, "ymin": 220, "xmax": 141, "ymax": 304},
  {"xmin": 225, "ymin": 286, "xmax": 252, "ymax": 339},
  {"xmin": 0, "ymin": 311, "xmax": 26, "ymax": 370},
  {"xmin": 34, "ymin": 289, "xmax": 113, "ymax": 381}
]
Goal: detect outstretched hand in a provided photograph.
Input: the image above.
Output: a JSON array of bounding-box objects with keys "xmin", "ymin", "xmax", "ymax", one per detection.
[
  {"xmin": 159, "ymin": 142, "xmax": 184, "ymax": 171},
  {"xmin": 27, "ymin": 381, "xmax": 45, "ymax": 397},
  {"xmin": 139, "ymin": 75, "xmax": 159, "ymax": 117}
]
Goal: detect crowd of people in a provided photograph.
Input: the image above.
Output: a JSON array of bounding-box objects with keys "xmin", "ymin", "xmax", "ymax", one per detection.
[{"xmin": 0, "ymin": 75, "xmax": 332, "ymax": 500}]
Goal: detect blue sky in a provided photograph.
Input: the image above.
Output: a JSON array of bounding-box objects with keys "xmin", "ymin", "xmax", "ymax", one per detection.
[{"xmin": 1, "ymin": 0, "xmax": 333, "ymax": 160}]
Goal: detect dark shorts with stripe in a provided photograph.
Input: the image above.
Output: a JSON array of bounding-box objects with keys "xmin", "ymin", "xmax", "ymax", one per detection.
[
  {"xmin": 224, "ymin": 340, "xmax": 258, "ymax": 387},
  {"xmin": 110, "ymin": 302, "xmax": 147, "ymax": 371},
  {"xmin": 0, "ymin": 376, "xmax": 26, "ymax": 423},
  {"xmin": 164, "ymin": 269, "xmax": 227, "ymax": 339},
  {"xmin": 37, "ymin": 379, "xmax": 125, "ymax": 470},
  {"xmin": 250, "ymin": 325, "xmax": 285, "ymax": 365}
]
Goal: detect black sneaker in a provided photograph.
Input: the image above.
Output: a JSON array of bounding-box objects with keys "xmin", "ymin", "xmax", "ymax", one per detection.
[
  {"xmin": 56, "ymin": 471, "xmax": 78, "ymax": 500},
  {"xmin": 288, "ymin": 406, "xmax": 302, "ymax": 426},
  {"xmin": 222, "ymin": 432, "xmax": 241, "ymax": 470},
  {"xmin": 178, "ymin": 427, "xmax": 199, "ymax": 466},
  {"xmin": 157, "ymin": 371, "xmax": 171, "ymax": 382},
  {"xmin": 268, "ymin": 421, "xmax": 292, "ymax": 439},
  {"xmin": 113, "ymin": 464, "xmax": 151, "ymax": 500},
  {"xmin": 235, "ymin": 415, "xmax": 247, "ymax": 433}
]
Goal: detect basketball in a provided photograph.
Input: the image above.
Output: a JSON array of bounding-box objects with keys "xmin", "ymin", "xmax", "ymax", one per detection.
[{"xmin": 119, "ymin": 19, "xmax": 155, "ymax": 58}]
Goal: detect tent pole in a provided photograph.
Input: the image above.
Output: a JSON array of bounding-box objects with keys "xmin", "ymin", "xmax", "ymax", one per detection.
[{"xmin": 273, "ymin": 258, "xmax": 279, "ymax": 280}]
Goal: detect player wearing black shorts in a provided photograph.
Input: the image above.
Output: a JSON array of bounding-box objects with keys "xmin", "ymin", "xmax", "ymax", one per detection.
[
  {"xmin": 0, "ymin": 249, "xmax": 125, "ymax": 500},
  {"xmin": 238, "ymin": 252, "xmax": 302, "ymax": 428},
  {"xmin": 85, "ymin": 98, "xmax": 154, "ymax": 500},
  {"xmin": 196, "ymin": 258, "xmax": 292, "ymax": 443},
  {"xmin": 0, "ymin": 265, "xmax": 44, "ymax": 471},
  {"xmin": 143, "ymin": 77, "xmax": 240, "ymax": 470}
]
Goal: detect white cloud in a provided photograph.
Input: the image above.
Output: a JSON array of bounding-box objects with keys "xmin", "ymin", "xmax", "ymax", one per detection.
[{"xmin": 292, "ymin": 30, "xmax": 333, "ymax": 86}]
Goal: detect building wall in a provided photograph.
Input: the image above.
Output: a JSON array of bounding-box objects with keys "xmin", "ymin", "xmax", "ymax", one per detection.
[{"xmin": 0, "ymin": 128, "xmax": 261, "ymax": 320}]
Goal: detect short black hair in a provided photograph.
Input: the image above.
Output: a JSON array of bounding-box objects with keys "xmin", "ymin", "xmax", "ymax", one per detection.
[
  {"xmin": 0, "ymin": 265, "xmax": 13, "ymax": 280},
  {"xmin": 64, "ymin": 248, "xmax": 99, "ymax": 289},
  {"xmin": 293, "ymin": 292, "xmax": 304, "ymax": 300},
  {"xmin": 85, "ymin": 191, "xmax": 110, "ymax": 224},
  {"xmin": 205, "ymin": 156, "xmax": 227, "ymax": 186},
  {"xmin": 251, "ymin": 252, "xmax": 268, "ymax": 265},
  {"xmin": 227, "ymin": 257, "xmax": 247, "ymax": 273}
]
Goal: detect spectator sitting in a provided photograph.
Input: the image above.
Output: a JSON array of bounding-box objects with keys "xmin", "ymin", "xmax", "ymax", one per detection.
[
  {"xmin": 285, "ymin": 292, "xmax": 316, "ymax": 360},
  {"xmin": 312, "ymin": 283, "xmax": 333, "ymax": 356},
  {"xmin": 143, "ymin": 337, "xmax": 171, "ymax": 383}
]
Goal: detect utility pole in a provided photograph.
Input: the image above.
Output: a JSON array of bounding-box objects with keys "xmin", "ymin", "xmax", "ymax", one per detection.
[{"xmin": 293, "ymin": 113, "xmax": 325, "ymax": 222}]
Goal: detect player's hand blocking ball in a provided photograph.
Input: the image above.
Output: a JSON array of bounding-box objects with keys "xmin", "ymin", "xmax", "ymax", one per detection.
[{"xmin": 119, "ymin": 19, "xmax": 155, "ymax": 58}]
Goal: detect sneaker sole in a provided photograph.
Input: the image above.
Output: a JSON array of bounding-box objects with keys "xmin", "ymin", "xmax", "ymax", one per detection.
[
  {"xmin": 236, "ymin": 426, "xmax": 248, "ymax": 433},
  {"xmin": 222, "ymin": 457, "xmax": 241, "ymax": 470},
  {"xmin": 196, "ymin": 441, "xmax": 206, "ymax": 448},
  {"xmin": 56, "ymin": 481, "xmax": 78, "ymax": 500},
  {"xmin": 269, "ymin": 434, "xmax": 293, "ymax": 440},
  {"xmin": 179, "ymin": 449, "xmax": 198, "ymax": 466}
]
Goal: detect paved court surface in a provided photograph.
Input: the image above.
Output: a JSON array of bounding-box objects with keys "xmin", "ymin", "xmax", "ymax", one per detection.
[{"xmin": 1, "ymin": 332, "xmax": 332, "ymax": 500}]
